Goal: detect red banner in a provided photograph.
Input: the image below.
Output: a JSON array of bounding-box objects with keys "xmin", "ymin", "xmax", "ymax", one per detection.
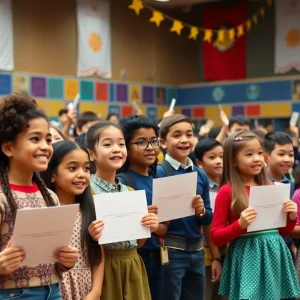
[{"xmin": 202, "ymin": 0, "xmax": 247, "ymax": 81}]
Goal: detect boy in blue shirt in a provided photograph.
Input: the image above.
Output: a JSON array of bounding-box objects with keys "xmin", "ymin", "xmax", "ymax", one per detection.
[
  {"xmin": 157, "ymin": 114, "xmax": 213, "ymax": 300},
  {"xmin": 264, "ymin": 132, "xmax": 295, "ymax": 196},
  {"xmin": 117, "ymin": 115, "xmax": 167, "ymax": 300},
  {"xmin": 264, "ymin": 132, "xmax": 296, "ymax": 258}
]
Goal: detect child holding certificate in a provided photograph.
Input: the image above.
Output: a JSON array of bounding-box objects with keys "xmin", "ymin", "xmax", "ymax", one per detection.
[
  {"xmin": 157, "ymin": 114, "xmax": 213, "ymax": 300},
  {"xmin": 211, "ymin": 130, "xmax": 299, "ymax": 299},
  {"xmin": 194, "ymin": 139, "xmax": 224, "ymax": 300},
  {"xmin": 86, "ymin": 121, "xmax": 158, "ymax": 300},
  {"xmin": 0, "ymin": 94, "xmax": 78, "ymax": 299},
  {"xmin": 117, "ymin": 115, "xmax": 167, "ymax": 300},
  {"xmin": 41, "ymin": 140, "xmax": 104, "ymax": 300}
]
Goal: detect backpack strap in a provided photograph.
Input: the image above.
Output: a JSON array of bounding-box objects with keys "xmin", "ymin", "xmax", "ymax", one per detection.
[
  {"xmin": 117, "ymin": 172, "xmax": 137, "ymax": 190},
  {"xmin": 159, "ymin": 160, "xmax": 175, "ymax": 177}
]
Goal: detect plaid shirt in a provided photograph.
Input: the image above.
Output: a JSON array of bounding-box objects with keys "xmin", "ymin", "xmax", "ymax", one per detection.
[{"xmin": 90, "ymin": 174, "xmax": 137, "ymax": 249}]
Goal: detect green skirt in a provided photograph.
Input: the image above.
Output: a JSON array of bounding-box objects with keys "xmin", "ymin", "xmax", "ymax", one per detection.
[
  {"xmin": 101, "ymin": 248, "xmax": 151, "ymax": 300},
  {"xmin": 219, "ymin": 229, "xmax": 300, "ymax": 300}
]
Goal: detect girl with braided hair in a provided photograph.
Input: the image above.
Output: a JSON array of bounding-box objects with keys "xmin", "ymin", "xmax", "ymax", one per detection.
[{"xmin": 0, "ymin": 94, "xmax": 78, "ymax": 299}]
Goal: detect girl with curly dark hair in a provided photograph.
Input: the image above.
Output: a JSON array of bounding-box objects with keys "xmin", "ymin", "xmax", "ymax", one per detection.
[{"xmin": 0, "ymin": 94, "xmax": 78, "ymax": 299}]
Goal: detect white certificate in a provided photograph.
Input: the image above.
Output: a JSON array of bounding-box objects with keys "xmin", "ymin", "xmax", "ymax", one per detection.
[
  {"xmin": 12, "ymin": 204, "xmax": 79, "ymax": 267},
  {"xmin": 153, "ymin": 172, "xmax": 197, "ymax": 222},
  {"xmin": 209, "ymin": 191, "xmax": 217, "ymax": 211},
  {"xmin": 248, "ymin": 184, "xmax": 290, "ymax": 232},
  {"xmin": 94, "ymin": 190, "xmax": 150, "ymax": 244}
]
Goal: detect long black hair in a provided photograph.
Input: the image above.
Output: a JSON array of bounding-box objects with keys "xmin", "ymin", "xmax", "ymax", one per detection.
[
  {"xmin": 119, "ymin": 115, "xmax": 159, "ymax": 177},
  {"xmin": 0, "ymin": 94, "xmax": 56, "ymax": 219},
  {"xmin": 40, "ymin": 140, "xmax": 101, "ymax": 267}
]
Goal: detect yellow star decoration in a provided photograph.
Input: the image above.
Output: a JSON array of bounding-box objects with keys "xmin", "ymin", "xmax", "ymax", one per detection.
[
  {"xmin": 217, "ymin": 29, "xmax": 225, "ymax": 42},
  {"xmin": 149, "ymin": 10, "xmax": 164, "ymax": 27},
  {"xmin": 128, "ymin": 0, "xmax": 144, "ymax": 16},
  {"xmin": 189, "ymin": 27, "xmax": 199, "ymax": 40},
  {"xmin": 170, "ymin": 20, "xmax": 184, "ymax": 35},
  {"xmin": 246, "ymin": 20, "xmax": 252, "ymax": 31},
  {"xmin": 228, "ymin": 28, "xmax": 235, "ymax": 41},
  {"xmin": 253, "ymin": 15, "xmax": 258, "ymax": 24},
  {"xmin": 203, "ymin": 29, "xmax": 213, "ymax": 43},
  {"xmin": 237, "ymin": 25, "xmax": 244, "ymax": 37}
]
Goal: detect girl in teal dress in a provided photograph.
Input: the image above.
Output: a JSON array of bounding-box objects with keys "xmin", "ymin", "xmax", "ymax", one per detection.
[{"xmin": 211, "ymin": 130, "xmax": 300, "ymax": 300}]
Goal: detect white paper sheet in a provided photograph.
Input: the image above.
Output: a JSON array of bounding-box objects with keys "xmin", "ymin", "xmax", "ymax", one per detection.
[
  {"xmin": 248, "ymin": 184, "xmax": 289, "ymax": 232},
  {"xmin": 169, "ymin": 98, "xmax": 176, "ymax": 112},
  {"xmin": 94, "ymin": 190, "xmax": 150, "ymax": 244},
  {"xmin": 290, "ymin": 112, "xmax": 299, "ymax": 126},
  {"xmin": 12, "ymin": 204, "xmax": 79, "ymax": 267},
  {"xmin": 209, "ymin": 191, "xmax": 217, "ymax": 211},
  {"xmin": 153, "ymin": 172, "xmax": 197, "ymax": 222}
]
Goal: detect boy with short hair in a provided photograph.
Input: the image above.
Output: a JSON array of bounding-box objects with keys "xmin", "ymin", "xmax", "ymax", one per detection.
[
  {"xmin": 157, "ymin": 114, "xmax": 216, "ymax": 300},
  {"xmin": 76, "ymin": 111, "xmax": 102, "ymax": 135},
  {"xmin": 264, "ymin": 132, "xmax": 295, "ymax": 195},
  {"xmin": 213, "ymin": 114, "xmax": 251, "ymax": 145},
  {"xmin": 228, "ymin": 115, "xmax": 251, "ymax": 134}
]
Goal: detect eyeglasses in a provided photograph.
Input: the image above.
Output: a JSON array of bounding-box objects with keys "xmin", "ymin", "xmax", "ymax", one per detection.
[{"xmin": 130, "ymin": 140, "xmax": 160, "ymax": 150}]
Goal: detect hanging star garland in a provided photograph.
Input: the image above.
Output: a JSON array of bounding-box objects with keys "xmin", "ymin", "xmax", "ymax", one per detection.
[
  {"xmin": 128, "ymin": 0, "xmax": 272, "ymax": 43},
  {"xmin": 149, "ymin": 10, "xmax": 164, "ymax": 27},
  {"xmin": 128, "ymin": 0, "xmax": 144, "ymax": 16},
  {"xmin": 237, "ymin": 25, "xmax": 244, "ymax": 37},
  {"xmin": 246, "ymin": 20, "xmax": 252, "ymax": 31},
  {"xmin": 228, "ymin": 28, "xmax": 235, "ymax": 40},
  {"xmin": 217, "ymin": 29, "xmax": 225, "ymax": 42},
  {"xmin": 170, "ymin": 20, "xmax": 184, "ymax": 35},
  {"xmin": 189, "ymin": 27, "xmax": 199, "ymax": 40},
  {"xmin": 253, "ymin": 15, "xmax": 258, "ymax": 24},
  {"xmin": 203, "ymin": 30, "xmax": 213, "ymax": 43}
]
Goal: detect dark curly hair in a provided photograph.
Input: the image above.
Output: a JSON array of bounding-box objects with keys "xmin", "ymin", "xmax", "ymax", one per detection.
[
  {"xmin": 118, "ymin": 115, "xmax": 159, "ymax": 177},
  {"xmin": 0, "ymin": 93, "xmax": 56, "ymax": 218}
]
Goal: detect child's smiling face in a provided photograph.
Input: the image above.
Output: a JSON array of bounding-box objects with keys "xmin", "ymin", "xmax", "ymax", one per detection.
[
  {"xmin": 160, "ymin": 121, "xmax": 194, "ymax": 165},
  {"xmin": 90, "ymin": 126, "xmax": 127, "ymax": 172}
]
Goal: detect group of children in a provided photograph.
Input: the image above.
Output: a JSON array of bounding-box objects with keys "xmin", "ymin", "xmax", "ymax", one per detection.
[{"xmin": 1, "ymin": 93, "xmax": 300, "ymax": 300}]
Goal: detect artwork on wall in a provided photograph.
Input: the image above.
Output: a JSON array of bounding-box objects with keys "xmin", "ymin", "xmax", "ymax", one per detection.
[
  {"xmin": 156, "ymin": 87, "xmax": 166, "ymax": 105},
  {"xmin": 13, "ymin": 75, "xmax": 29, "ymax": 94},
  {"xmin": 292, "ymin": 80, "xmax": 300, "ymax": 100},
  {"xmin": 0, "ymin": 71, "xmax": 297, "ymax": 121}
]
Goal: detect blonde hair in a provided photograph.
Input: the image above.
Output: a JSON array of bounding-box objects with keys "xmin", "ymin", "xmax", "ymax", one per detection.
[{"xmin": 221, "ymin": 130, "xmax": 271, "ymax": 215}]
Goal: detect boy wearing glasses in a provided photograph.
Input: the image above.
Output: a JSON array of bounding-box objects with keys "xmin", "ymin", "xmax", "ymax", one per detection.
[
  {"xmin": 117, "ymin": 115, "xmax": 167, "ymax": 300},
  {"xmin": 157, "ymin": 114, "xmax": 213, "ymax": 300}
]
